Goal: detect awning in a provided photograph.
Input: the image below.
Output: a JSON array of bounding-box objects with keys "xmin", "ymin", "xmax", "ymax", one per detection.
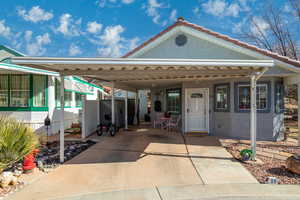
[
  {"xmin": 0, "ymin": 62, "xmax": 106, "ymax": 95},
  {"xmin": 0, "ymin": 62, "xmax": 59, "ymax": 76},
  {"xmin": 9, "ymin": 57, "xmax": 274, "ymax": 91},
  {"xmin": 64, "ymin": 76, "xmax": 107, "ymax": 95}
]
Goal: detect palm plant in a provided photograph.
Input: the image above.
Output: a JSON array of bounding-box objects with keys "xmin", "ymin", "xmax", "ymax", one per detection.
[{"xmin": 0, "ymin": 117, "xmax": 39, "ymax": 172}]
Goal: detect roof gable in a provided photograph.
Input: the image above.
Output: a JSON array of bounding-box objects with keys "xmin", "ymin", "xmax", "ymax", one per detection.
[
  {"xmin": 0, "ymin": 45, "xmax": 24, "ymax": 57},
  {"xmin": 123, "ymin": 19, "xmax": 300, "ymax": 71},
  {"xmin": 135, "ymin": 30, "xmax": 256, "ymax": 60}
]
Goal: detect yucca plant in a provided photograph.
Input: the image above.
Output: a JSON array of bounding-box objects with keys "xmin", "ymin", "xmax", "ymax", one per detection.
[{"xmin": 0, "ymin": 117, "xmax": 39, "ymax": 172}]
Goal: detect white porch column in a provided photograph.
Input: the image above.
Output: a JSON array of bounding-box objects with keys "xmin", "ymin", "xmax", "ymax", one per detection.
[
  {"xmin": 111, "ymin": 83, "xmax": 115, "ymax": 125},
  {"xmin": 125, "ymin": 91, "xmax": 128, "ymax": 130},
  {"xmin": 297, "ymin": 82, "xmax": 300, "ymax": 146},
  {"xmin": 59, "ymin": 75, "xmax": 65, "ymax": 163},
  {"xmin": 250, "ymin": 75, "xmax": 257, "ymax": 160}
]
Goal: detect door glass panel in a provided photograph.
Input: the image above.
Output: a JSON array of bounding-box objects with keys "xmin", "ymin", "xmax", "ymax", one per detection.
[{"xmin": 191, "ymin": 93, "xmax": 203, "ymax": 98}]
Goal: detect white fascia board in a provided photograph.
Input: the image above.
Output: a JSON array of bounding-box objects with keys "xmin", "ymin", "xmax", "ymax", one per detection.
[
  {"xmin": 11, "ymin": 57, "xmax": 274, "ymax": 68},
  {"xmin": 0, "ymin": 62, "xmax": 59, "ymax": 76}
]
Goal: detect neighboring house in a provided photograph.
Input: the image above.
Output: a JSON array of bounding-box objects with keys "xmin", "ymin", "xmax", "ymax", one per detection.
[
  {"xmin": 0, "ymin": 45, "xmax": 104, "ymax": 135},
  {"xmin": 122, "ymin": 18, "xmax": 300, "ymax": 141}
]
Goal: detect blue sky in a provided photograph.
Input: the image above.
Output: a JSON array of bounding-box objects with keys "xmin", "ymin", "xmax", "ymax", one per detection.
[{"xmin": 0, "ymin": 0, "xmax": 294, "ymax": 57}]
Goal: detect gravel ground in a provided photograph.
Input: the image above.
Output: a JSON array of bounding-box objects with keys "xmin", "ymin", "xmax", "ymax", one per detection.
[{"xmin": 225, "ymin": 144, "xmax": 300, "ymax": 184}]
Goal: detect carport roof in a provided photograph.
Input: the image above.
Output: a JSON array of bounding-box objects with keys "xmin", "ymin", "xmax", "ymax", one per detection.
[{"xmin": 9, "ymin": 57, "xmax": 274, "ymax": 90}]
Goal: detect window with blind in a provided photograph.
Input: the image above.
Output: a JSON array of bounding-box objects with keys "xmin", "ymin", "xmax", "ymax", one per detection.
[
  {"xmin": 214, "ymin": 83, "xmax": 230, "ymax": 112},
  {"xmin": 235, "ymin": 82, "xmax": 270, "ymax": 113},
  {"xmin": 75, "ymin": 93, "xmax": 84, "ymax": 107},
  {"xmin": 0, "ymin": 75, "xmax": 8, "ymax": 107},
  {"xmin": 0, "ymin": 74, "xmax": 48, "ymax": 111},
  {"xmin": 10, "ymin": 75, "xmax": 30, "ymax": 107},
  {"xmin": 55, "ymin": 79, "xmax": 73, "ymax": 107},
  {"xmin": 33, "ymin": 75, "xmax": 47, "ymax": 107}
]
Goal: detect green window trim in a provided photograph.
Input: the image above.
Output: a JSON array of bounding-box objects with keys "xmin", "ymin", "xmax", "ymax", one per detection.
[{"xmin": 0, "ymin": 74, "xmax": 48, "ymax": 111}]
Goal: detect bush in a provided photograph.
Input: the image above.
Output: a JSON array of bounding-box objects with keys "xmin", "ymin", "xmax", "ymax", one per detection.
[{"xmin": 0, "ymin": 117, "xmax": 39, "ymax": 172}]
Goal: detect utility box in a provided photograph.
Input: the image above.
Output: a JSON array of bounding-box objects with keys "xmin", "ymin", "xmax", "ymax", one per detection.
[{"xmin": 99, "ymin": 99, "xmax": 135, "ymax": 128}]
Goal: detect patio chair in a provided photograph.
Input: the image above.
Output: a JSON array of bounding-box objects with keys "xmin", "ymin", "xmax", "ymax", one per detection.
[
  {"xmin": 153, "ymin": 112, "xmax": 165, "ymax": 128},
  {"xmin": 165, "ymin": 115, "xmax": 181, "ymax": 132}
]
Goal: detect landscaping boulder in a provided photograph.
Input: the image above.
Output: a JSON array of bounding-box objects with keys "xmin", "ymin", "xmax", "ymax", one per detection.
[
  {"xmin": 286, "ymin": 154, "xmax": 300, "ymax": 175},
  {"xmin": 0, "ymin": 171, "xmax": 18, "ymax": 188}
]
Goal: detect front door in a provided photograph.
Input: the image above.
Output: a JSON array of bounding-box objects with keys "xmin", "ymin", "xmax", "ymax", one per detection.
[{"xmin": 185, "ymin": 88, "xmax": 209, "ymax": 132}]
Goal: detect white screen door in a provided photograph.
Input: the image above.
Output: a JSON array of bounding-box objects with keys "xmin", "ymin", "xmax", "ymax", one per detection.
[{"xmin": 185, "ymin": 88, "xmax": 209, "ymax": 132}]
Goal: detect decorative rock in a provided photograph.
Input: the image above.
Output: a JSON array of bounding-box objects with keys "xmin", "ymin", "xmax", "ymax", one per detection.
[
  {"xmin": 286, "ymin": 155, "xmax": 300, "ymax": 175},
  {"xmin": 37, "ymin": 159, "xmax": 44, "ymax": 170},
  {"xmin": 266, "ymin": 176, "xmax": 279, "ymax": 184},
  {"xmin": 0, "ymin": 171, "xmax": 15, "ymax": 188},
  {"xmin": 13, "ymin": 170, "xmax": 22, "ymax": 177}
]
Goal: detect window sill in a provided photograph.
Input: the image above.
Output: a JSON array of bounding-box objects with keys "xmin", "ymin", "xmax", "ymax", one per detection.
[
  {"xmin": 235, "ymin": 109, "xmax": 270, "ymax": 113},
  {"xmin": 214, "ymin": 109, "xmax": 230, "ymax": 112}
]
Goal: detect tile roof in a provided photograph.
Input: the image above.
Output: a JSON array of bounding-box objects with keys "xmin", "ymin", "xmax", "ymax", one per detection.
[{"xmin": 123, "ymin": 19, "xmax": 300, "ymax": 68}]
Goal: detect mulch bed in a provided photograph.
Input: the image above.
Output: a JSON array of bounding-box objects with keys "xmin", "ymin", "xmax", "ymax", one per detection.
[
  {"xmin": 225, "ymin": 143, "xmax": 300, "ymax": 184},
  {"xmin": 37, "ymin": 140, "xmax": 96, "ymax": 168}
]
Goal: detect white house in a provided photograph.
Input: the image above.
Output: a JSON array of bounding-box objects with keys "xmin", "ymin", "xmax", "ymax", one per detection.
[{"xmin": 0, "ymin": 45, "xmax": 105, "ymax": 135}]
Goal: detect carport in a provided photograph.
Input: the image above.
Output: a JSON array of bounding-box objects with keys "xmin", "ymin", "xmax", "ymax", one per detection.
[{"xmin": 8, "ymin": 57, "xmax": 274, "ymax": 162}]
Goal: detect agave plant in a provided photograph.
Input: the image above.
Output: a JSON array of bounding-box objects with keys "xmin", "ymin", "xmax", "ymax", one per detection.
[{"xmin": 0, "ymin": 117, "xmax": 39, "ymax": 172}]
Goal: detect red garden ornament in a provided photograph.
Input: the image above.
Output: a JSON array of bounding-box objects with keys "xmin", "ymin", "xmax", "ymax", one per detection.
[{"xmin": 23, "ymin": 149, "xmax": 39, "ymax": 173}]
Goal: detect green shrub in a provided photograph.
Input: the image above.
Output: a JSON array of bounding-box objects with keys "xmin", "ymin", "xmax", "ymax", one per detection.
[{"xmin": 0, "ymin": 117, "xmax": 39, "ymax": 172}]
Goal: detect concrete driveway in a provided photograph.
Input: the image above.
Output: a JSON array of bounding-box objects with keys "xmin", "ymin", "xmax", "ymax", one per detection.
[{"xmin": 8, "ymin": 127, "xmax": 257, "ymax": 200}]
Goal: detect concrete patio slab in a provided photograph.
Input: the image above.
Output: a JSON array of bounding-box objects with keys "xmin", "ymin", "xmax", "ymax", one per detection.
[
  {"xmin": 50, "ymin": 187, "xmax": 161, "ymax": 200},
  {"xmin": 8, "ymin": 129, "xmax": 202, "ymax": 200},
  {"xmin": 7, "ymin": 128, "xmax": 260, "ymax": 200},
  {"xmin": 157, "ymin": 183, "xmax": 300, "ymax": 200},
  {"xmin": 184, "ymin": 136, "xmax": 258, "ymax": 184}
]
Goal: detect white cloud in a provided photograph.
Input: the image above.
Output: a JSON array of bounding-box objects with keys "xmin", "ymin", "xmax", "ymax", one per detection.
[
  {"xmin": 193, "ymin": 7, "xmax": 200, "ymax": 16},
  {"xmin": 18, "ymin": 6, "xmax": 53, "ymax": 23},
  {"xmin": 202, "ymin": 0, "xmax": 241, "ymax": 18},
  {"xmin": 97, "ymin": 25, "xmax": 125, "ymax": 57},
  {"xmin": 144, "ymin": 0, "xmax": 167, "ymax": 26},
  {"xmin": 26, "ymin": 33, "xmax": 51, "ymax": 56},
  {"xmin": 122, "ymin": 0, "xmax": 134, "ymax": 4},
  {"xmin": 238, "ymin": 0, "xmax": 250, "ymax": 11},
  {"xmin": 0, "ymin": 20, "xmax": 11, "ymax": 38},
  {"xmin": 169, "ymin": 9, "xmax": 177, "ymax": 22},
  {"xmin": 57, "ymin": 13, "xmax": 81, "ymax": 36},
  {"xmin": 87, "ymin": 21, "xmax": 102, "ymax": 34},
  {"xmin": 202, "ymin": 0, "xmax": 226, "ymax": 17},
  {"xmin": 226, "ymin": 3, "xmax": 240, "ymax": 17},
  {"xmin": 128, "ymin": 37, "xmax": 140, "ymax": 50},
  {"xmin": 96, "ymin": 0, "xmax": 134, "ymax": 7},
  {"xmin": 24, "ymin": 30, "xmax": 33, "ymax": 41},
  {"xmin": 250, "ymin": 16, "xmax": 269, "ymax": 35},
  {"xmin": 69, "ymin": 44, "xmax": 82, "ymax": 56}
]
